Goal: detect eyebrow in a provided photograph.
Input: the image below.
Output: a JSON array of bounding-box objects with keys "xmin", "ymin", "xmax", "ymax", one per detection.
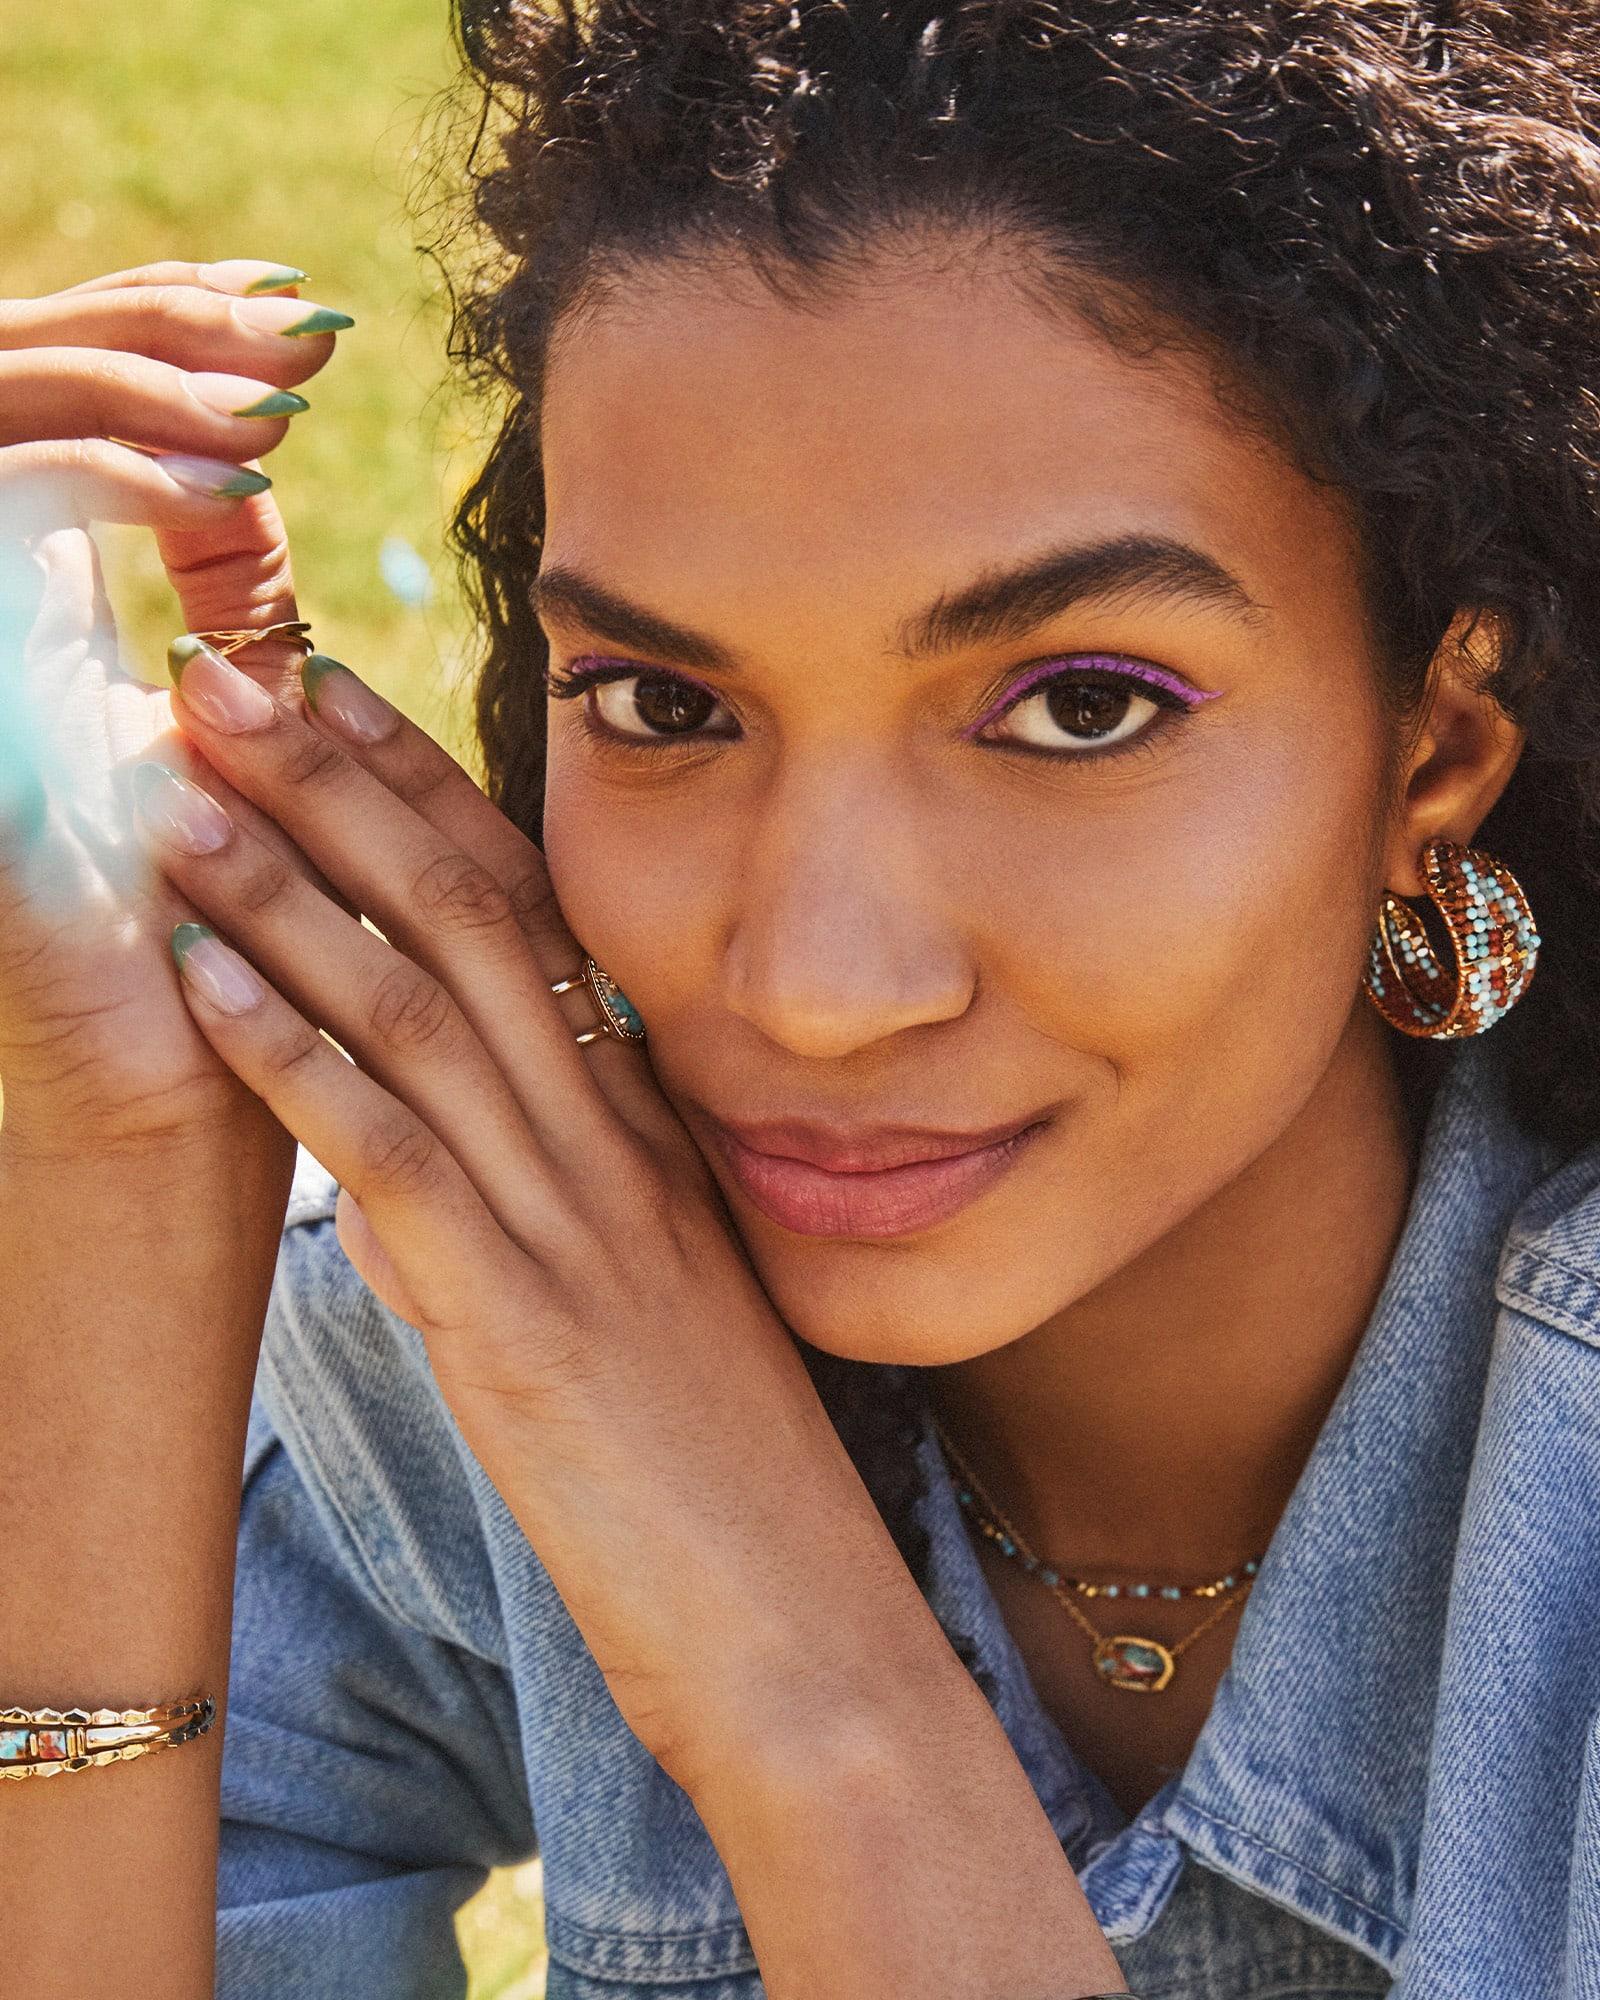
[{"xmin": 531, "ymin": 532, "xmax": 1265, "ymax": 673}]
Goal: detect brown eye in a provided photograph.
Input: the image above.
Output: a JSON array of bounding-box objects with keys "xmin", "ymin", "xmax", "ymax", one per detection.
[
  {"xmin": 1045, "ymin": 682, "xmax": 1134, "ymax": 740},
  {"xmin": 590, "ymin": 672, "xmax": 733, "ymax": 740},
  {"xmin": 987, "ymin": 673, "xmax": 1162, "ymax": 754}
]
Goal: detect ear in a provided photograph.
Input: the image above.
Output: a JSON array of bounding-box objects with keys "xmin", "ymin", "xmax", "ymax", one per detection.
[{"xmin": 1381, "ymin": 609, "xmax": 1527, "ymax": 898}]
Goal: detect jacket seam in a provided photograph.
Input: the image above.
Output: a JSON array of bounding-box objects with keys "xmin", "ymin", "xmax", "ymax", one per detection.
[
  {"xmin": 1174, "ymin": 1797, "xmax": 1398, "ymax": 1930},
  {"xmin": 547, "ymin": 1910, "xmax": 752, "ymax": 1945},
  {"xmin": 1495, "ymin": 1250, "xmax": 1600, "ymax": 1346}
]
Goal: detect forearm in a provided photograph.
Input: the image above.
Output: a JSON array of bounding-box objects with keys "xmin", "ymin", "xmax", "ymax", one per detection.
[
  {"xmin": 685, "ymin": 1617, "xmax": 1126, "ymax": 2000},
  {"xmin": 0, "ymin": 1128, "xmax": 295, "ymax": 2000}
]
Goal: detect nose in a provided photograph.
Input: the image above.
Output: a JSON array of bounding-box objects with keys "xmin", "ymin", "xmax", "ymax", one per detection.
[{"xmin": 720, "ymin": 762, "xmax": 976, "ymax": 1060}]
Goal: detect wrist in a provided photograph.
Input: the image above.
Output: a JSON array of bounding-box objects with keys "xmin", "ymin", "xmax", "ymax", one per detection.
[
  {"xmin": 678, "ymin": 1638, "xmax": 1126, "ymax": 2000},
  {"xmin": 0, "ymin": 1104, "xmax": 295, "ymax": 1220}
]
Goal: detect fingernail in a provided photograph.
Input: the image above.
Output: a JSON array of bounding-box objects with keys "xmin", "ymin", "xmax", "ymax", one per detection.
[
  {"xmin": 168, "ymin": 636, "xmax": 278, "ymax": 732},
  {"xmin": 132, "ymin": 761, "xmax": 233, "ymax": 854},
  {"xmin": 172, "ymin": 923, "xmax": 263, "ymax": 1015},
  {"xmin": 231, "ymin": 297, "xmax": 354, "ymax": 338},
  {"xmin": 244, "ymin": 266, "xmax": 308, "ymax": 295},
  {"xmin": 199, "ymin": 259, "xmax": 309, "ymax": 296},
  {"xmin": 301, "ymin": 653, "xmax": 399, "ymax": 745},
  {"xmin": 189, "ymin": 373, "xmax": 310, "ymax": 420},
  {"xmin": 158, "ymin": 454, "xmax": 273, "ymax": 500}
]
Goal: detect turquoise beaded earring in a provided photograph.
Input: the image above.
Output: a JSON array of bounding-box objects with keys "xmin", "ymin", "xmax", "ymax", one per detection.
[{"xmin": 1363, "ymin": 837, "xmax": 1540, "ymax": 1039}]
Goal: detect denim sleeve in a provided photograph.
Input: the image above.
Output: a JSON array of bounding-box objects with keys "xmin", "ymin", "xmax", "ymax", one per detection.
[{"xmin": 217, "ymin": 1175, "xmax": 538, "ymax": 2000}]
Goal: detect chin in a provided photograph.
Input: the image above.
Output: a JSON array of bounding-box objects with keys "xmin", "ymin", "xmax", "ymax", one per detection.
[{"xmin": 737, "ymin": 1228, "xmax": 1066, "ymax": 1367}]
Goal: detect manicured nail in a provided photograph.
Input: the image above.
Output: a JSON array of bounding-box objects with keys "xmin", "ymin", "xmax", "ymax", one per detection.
[
  {"xmin": 301, "ymin": 653, "xmax": 399, "ymax": 744},
  {"xmin": 234, "ymin": 388, "xmax": 310, "ymax": 418},
  {"xmin": 188, "ymin": 373, "xmax": 309, "ymax": 420},
  {"xmin": 171, "ymin": 923, "xmax": 263, "ymax": 1015},
  {"xmin": 168, "ymin": 636, "xmax": 278, "ymax": 732},
  {"xmin": 199, "ymin": 259, "xmax": 309, "ymax": 297},
  {"xmin": 231, "ymin": 296, "xmax": 353, "ymax": 338},
  {"xmin": 158, "ymin": 454, "xmax": 272, "ymax": 500},
  {"xmin": 131, "ymin": 761, "xmax": 233, "ymax": 854},
  {"xmin": 281, "ymin": 306, "xmax": 354, "ymax": 337},
  {"xmin": 244, "ymin": 266, "xmax": 308, "ymax": 295}
]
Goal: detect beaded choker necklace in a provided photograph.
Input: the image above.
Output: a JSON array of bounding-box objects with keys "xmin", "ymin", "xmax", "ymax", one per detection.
[{"xmin": 933, "ymin": 1418, "xmax": 1264, "ymax": 1694}]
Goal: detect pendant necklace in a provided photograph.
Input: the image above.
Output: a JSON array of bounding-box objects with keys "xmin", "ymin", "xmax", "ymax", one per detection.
[{"xmin": 933, "ymin": 1416, "xmax": 1264, "ymax": 1694}]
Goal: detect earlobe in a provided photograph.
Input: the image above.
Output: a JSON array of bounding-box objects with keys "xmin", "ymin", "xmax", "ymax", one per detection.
[{"xmin": 1382, "ymin": 608, "xmax": 1524, "ymax": 898}]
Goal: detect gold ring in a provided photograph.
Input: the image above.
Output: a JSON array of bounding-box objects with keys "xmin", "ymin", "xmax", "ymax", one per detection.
[
  {"xmin": 192, "ymin": 620, "xmax": 315, "ymax": 659},
  {"xmin": 549, "ymin": 958, "xmax": 646, "ymax": 1045}
]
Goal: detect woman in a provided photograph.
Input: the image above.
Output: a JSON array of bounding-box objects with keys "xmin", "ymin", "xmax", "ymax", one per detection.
[{"xmin": 3, "ymin": 3, "xmax": 1598, "ymax": 1995}]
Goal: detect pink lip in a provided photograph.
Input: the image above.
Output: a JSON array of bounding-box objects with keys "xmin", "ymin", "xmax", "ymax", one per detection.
[{"xmin": 706, "ymin": 1114, "xmax": 1047, "ymax": 1240}]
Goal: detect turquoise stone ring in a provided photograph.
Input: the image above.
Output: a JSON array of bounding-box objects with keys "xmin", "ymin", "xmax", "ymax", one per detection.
[{"xmin": 551, "ymin": 958, "xmax": 647, "ymax": 1045}]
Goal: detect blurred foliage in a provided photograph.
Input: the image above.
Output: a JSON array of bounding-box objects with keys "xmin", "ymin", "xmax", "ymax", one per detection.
[{"xmin": 2, "ymin": 1, "xmax": 540, "ymax": 1988}]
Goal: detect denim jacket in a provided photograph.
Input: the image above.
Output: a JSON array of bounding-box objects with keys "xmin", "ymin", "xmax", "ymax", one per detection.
[{"xmin": 217, "ymin": 1027, "xmax": 1600, "ymax": 1998}]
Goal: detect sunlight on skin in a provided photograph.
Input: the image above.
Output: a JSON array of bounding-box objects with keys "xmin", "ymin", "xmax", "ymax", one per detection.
[{"xmin": 0, "ymin": 542, "xmax": 61, "ymax": 838}]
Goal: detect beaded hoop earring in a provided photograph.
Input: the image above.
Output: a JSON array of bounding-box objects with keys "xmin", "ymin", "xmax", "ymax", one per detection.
[{"xmin": 1363, "ymin": 837, "xmax": 1540, "ymax": 1039}]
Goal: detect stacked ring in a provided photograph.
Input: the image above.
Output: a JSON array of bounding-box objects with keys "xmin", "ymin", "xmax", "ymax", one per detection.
[
  {"xmin": 192, "ymin": 620, "xmax": 315, "ymax": 659},
  {"xmin": 551, "ymin": 958, "xmax": 646, "ymax": 1045}
]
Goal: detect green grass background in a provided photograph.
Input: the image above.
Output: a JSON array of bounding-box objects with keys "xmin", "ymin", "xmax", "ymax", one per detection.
[{"xmin": 3, "ymin": 1, "xmax": 543, "ymax": 1989}]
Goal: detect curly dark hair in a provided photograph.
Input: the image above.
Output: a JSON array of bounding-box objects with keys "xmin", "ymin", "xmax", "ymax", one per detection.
[{"xmin": 439, "ymin": 0, "xmax": 1600, "ymax": 1657}]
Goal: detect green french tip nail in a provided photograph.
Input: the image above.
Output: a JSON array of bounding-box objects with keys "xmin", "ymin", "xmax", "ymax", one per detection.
[
  {"xmin": 300, "ymin": 651, "xmax": 348, "ymax": 704},
  {"xmin": 233, "ymin": 388, "xmax": 310, "ymax": 419},
  {"xmin": 171, "ymin": 920, "xmax": 215, "ymax": 967},
  {"xmin": 217, "ymin": 467, "xmax": 273, "ymax": 497},
  {"xmin": 243, "ymin": 267, "xmax": 308, "ymax": 296},
  {"xmin": 281, "ymin": 307, "xmax": 355, "ymax": 338},
  {"xmin": 168, "ymin": 633, "xmax": 219, "ymax": 682}
]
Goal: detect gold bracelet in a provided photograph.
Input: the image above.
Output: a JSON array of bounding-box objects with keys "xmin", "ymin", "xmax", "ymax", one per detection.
[{"xmin": 0, "ymin": 1697, "xmax": 215, "ymax": 1781}]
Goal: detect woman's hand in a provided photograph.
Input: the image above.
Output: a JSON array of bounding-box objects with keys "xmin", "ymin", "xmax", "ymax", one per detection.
[
  {"xmin": 134, "ymin": 630, "xmax": 900, "ymax": 1766},
  {"xmin": 139, "ymin": 637, "xmax": 1130, "ymax": 2000},
  {"xmin": 0, "ymin": 258, "xmax": 351, "ymax": 1168}
]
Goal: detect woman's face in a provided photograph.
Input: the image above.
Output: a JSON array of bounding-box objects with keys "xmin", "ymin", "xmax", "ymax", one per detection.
[{"xmin": 537, "ymin": 241, "xmax": 1400, "ymax": 1363}]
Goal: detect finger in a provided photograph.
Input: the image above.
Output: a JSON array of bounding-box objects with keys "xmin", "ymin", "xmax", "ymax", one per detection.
[
  {"xmin": 166, "ymin": 918, "xmax": 519, "ymax": 1340},
  {"xmin": 334, "ymin": 1186, "xmax": 424, "ymax": 1326},
  {"xmin": 59, "ymin": 259, "xmax": 307, "ymax": 300},
  {"xmin": 0, "ymin": 348, "xmax": 307, "ymax": 455},
  {"xmin": 0, "ymin": 438, "xmax": 309, "ymax": 696},
  {"xmin": 131, "ymin": 757, "xmax": 579, "ymax": 1242},
  {"xmin": 295, "ymin": 652, "xmax": 676, "ymax": 1137},
  {"xmin": 0, "ymin": 436, "xmax": 280, "ymax": 536},
  {"xmin": 0, "ymin": 287, "xmax": 349, "ymax": 389},
  {"xmin": 163, "ymin": 638, "xmax": 624, "ymax": 1148}
]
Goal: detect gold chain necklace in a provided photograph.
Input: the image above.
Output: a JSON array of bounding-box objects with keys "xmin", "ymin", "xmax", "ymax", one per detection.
[{"xmin": 933, "ymin": 1417, "xmax": 1263, "ymax": 1694}]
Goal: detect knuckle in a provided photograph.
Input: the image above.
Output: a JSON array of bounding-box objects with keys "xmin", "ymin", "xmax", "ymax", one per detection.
[
  {"xmin": 410, "ymin": 852, "xmax": 515, "ymax": 935},
  {"xmin": 358, "ymin": 1115, "xmax": 438, "ymax": 1196},
  {"xmin": 232, "ymin": 851, "xmax": 296, "ymax": 918},
  {"xmin": 275, "ymin": 728, "xmax": 349, "ymax": 792},
  {"xmin": 367, "ymin": 963, "xmax": 457, "ymax": 1054},
  {"xmin": 386, "ymin": 751, "xmax": 452, "ymax": 813},
  {"xmin": 504, "ymin": 864, "xmax": 563, "ymax": 938},
  {"xmin": 261, "ymin": 1019, "xmax": 323, "ymax": 1081}
]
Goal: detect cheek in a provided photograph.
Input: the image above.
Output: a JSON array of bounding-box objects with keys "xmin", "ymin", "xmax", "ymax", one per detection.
[
  {"xmin": 541, "ymin": 749, "xmax": 735, "ymax": 1035},
  {"xmin": 983, "ymin": 713, "xmax": 1388, "ymax": 1142}
]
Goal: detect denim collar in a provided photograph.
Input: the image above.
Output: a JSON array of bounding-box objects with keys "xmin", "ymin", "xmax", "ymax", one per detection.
[{"xmin": 906, "ymin": 1029, "xmax": 1570, "ymax": 1960}]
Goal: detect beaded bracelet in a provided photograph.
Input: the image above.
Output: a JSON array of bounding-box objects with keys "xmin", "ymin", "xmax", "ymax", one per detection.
[{"xmin": 0, "ymin": 1697, "xmax": 215, "ymax": 1780}]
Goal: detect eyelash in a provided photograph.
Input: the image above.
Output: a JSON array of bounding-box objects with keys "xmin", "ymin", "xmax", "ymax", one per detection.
[{"xmin": 544, "ymin": 655, "xmax": 1203, "ymax": 766}]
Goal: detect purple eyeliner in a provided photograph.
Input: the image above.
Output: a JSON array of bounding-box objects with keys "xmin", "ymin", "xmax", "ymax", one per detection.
[{"xmin": 962, "ymin": 654, "xmax": 1222, "ymax": 739}]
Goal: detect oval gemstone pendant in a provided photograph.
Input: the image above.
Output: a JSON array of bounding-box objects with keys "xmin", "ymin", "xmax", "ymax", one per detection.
[
  {"xmin": 584, "ymin": 959, "xmax": 647, "ymax": 1041},
  {"xmin": 1093, "ymin": 1634, "xmax": 1176, "ymax": 1692}
]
